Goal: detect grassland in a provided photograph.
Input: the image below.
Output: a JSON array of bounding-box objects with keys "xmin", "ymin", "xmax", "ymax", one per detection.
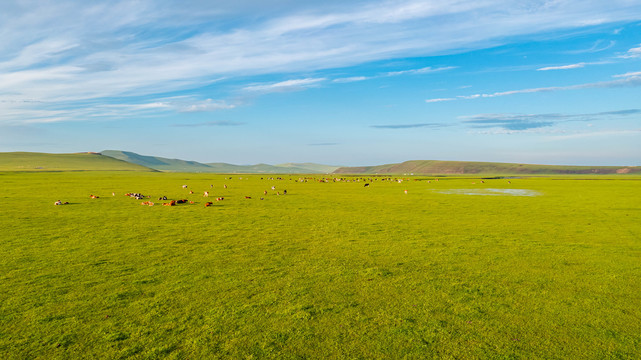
[{"xmin": 1, "ymin": 171, "xmax": 640, "ymax": 359}]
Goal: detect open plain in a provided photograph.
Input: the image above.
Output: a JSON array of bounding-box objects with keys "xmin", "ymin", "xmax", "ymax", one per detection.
[{"xmin": 1, "ymin": 171, "xmax": 640, "ymax": 359}]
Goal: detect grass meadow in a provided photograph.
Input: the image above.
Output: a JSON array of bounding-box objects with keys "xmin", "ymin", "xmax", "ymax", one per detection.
[{"xmin": 1, "ymin": 171, "xmax": 640, "ymax": 359}]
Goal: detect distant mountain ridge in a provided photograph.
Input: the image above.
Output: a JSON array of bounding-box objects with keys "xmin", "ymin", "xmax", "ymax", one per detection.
[
  {"xmin": 2, "ymin": 151, "xmax": 637, "ymax": 175},
  {"xmin": 101, "ymin": 150, "xmax": 340, "ymax": 173},
  {"xmin": 333, "ymin": 160, "xmax": 641, "ymax": 175}
]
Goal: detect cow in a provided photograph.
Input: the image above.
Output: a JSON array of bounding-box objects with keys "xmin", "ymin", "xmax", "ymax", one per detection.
[
  {"xmin": 204, "ymin": 191, "xmax": 209, "ymax": 197},
  {"xmin": 176, "ymin": 199, "xmax": 188, "ymax": 204},
  {"xmin": 364, "ymin": 183, "xmax": 370, "ymax": 187},
  {"xmin": 245, "ymin": 196, "xmax": 251, "ymax": 199},
  {"xmin": 205, "ymin": 202, "xmax": 213, "ymax": 207}
]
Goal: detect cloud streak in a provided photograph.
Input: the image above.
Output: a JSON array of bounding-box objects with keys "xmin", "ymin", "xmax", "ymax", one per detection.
[
  {"xmin": 537, "ymin": 63, "xmax": 585, "ymax": 71},
  {"xmin": 172, "ymin": 120, "xmax": 245, "ymax": 127},
  {"xmin": 426, "ymin": 73, "xmax": 641, "ymax": 103},
  {"xmin": 461, "ymin": 109, "xmax": 641, "ymax": 131},
  {"xmin": 371, "ymin": 123, "xmax": 449, "ymax": 129}
]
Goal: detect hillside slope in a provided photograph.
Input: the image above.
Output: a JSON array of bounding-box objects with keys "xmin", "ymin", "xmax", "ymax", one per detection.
[
  {"xmin": 333, "ymin": 160, "xmax": 641, "ymax": 175},
  {"xmin": 102, "ymin": 150, "xmax": 337, "ymax": 173},
  {"xmin": 101, "ymin": 150, "xmax": 215, "ymax": 172},
  {"xmin": 0, "ymin": 152, "xmax": 155, "ymax": 171}
]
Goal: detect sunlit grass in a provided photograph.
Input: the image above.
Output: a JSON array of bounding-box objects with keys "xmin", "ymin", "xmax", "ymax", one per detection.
[{"xmin": 1, "ymin": 172, "xmax": 640, "ymax": 358}]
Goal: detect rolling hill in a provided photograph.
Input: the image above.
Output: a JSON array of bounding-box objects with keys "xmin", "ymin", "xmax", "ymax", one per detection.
[
  {"xmin": 333, "ymin": 160, "xmax": 641, "ymax": 175},
  {"xmin": 0, "ymin": 152, "xmax": 155, "ymax": 171},
  {"xmin": 101, "ymin": 150, "xmax": 339, "ymax": 173}
]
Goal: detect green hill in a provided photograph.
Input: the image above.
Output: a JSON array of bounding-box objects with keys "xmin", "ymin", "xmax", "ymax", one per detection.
[
  {"xmin": 102, "ymin": 150, "xmax": 337, "ymax": 173},
  {"xmin": 0, "ymin": 152, "xmax": 155, "ymax": 171},
  {"xmin": 101, "ymin": 150, "xmax": 215, "ymax": 172},
  {"xmin": 276, "ymin": 162, "xmax": 340, "ymax": 173},
  {"xmin": 333, "ymin": 160, "xmax": 641, "ymax": 175}
]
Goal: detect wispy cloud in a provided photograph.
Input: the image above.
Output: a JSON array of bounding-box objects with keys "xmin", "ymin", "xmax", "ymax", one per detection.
[
  {"xmin": 425, "ymin": 97, "xmax": 456, "ymax": 103},
  {"xmin": 426, "ymin": 72, "xmax": 641, "ymax": 103},
  {"xmin": 537, "ymin": 63, "xmax": 585, "ymax": 71},
  {"xmin": 308, "ymin": 142, "xmax": 339, "ymax": 146},
  {"xmin": 613, "ymin": 70, "xmax": 641, "ymax": 78},
  {"xmin": 243, "ymin": 78, "xmax": 326, "ymax": 93},
  {"xmin": 385, "ymin": 66, "xmax": 456, "ymax": 77},
  {"xmin": 565, "ymin": 40, "xmax": 615, "ymax": 54},
  {"xmin": 619, "ymin": 43, "xmax": 641, "ymax": 58},
  {"xmin": 3, "ymin": 1, "xmax": 641, "ymax": 124},
  {"xmin": 371, "ymin": 123, "xmax": 449, "ymax": 129},
  {"xmin": 332, "ymin": 76, "xmax": 370, "ymax": 83},
  {"xmin": 546, "ymin": 128, "xmax": 641, "ymax": 140},
  {"xmin": 172, "ymin": 120, "xmax": 245, "ymax": 127},
  {"xmin": 461, "ymin": 109, "xmax": 641, "ymax": 131}
]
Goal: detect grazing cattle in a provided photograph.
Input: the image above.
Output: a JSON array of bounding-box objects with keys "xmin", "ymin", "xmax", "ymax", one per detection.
[
  {"xmin": 189, "ymin": 201, "xmax": 195, "ymax": 204},
  {"xmin": 189, "ymin": 190, "xmax": 194, "ymax": 194},
  {"xmin": 162, "ymin": 200, "xmax": 177, "ymax": 206},
  {"xmin": 90, "ymin": 195, "xmax": 99, "ymax": 199},
  {"xmin": 264, "ymin": 190, "xmax": 268, "ymax": 195},
  {"xmin": 283, "ymin": 190, "xmax": 287, "ymax": 194},
  {"xmin": 216, "ymin": 197, "xmax": 224, "ymax": 201},
  {"xmin": 271, "ymin": 186, "xmax": 276, "ymax": 190},
  {"xmin": 205, "ymin": 202, "xmax": 213, "ymax": 207},
  {"xmin": 364, "ymin": 183, "xmax": 370, "ymax": 187},
  {"xmin": 404, "ymin": 190, "xmax": 408, "ymax": 194},
  {"xmin": 204, "ymin": 191, "xmax": 209, "ymax": 197},
  {"xmin": 54, "ymin": 200, "xmax": 62, "ymax": 205},
  {"xmin": 182, "ymin": 185, "xmax": 188, "ymax": 189},
  {"xmin": 245, "ymin": 196, "xmax": 251, "ymax": 199},
  {"xmin": 224, "ymin": 185, "xmax": 227, "ymax": 189},
  {"xmin": 176, "ymin": 199, "xmax": 188, "ymax": 204},
  {"xmin": 141, "ymin": 201, "xmax": 154, "ymax": 206},
  {"xmin": 112, "ymin": 192, "xmax": 115, "ymax": 196}
]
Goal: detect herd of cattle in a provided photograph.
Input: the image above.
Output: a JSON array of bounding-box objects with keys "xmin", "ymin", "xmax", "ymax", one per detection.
[{"xmin": 53, "ymin": 176, "xmax": 489, "ymax": 207}]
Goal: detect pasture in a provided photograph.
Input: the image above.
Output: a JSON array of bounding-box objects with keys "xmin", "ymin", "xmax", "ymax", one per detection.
[{"xmin": 1, "ymin": 171, "xmax": 640, "ymax": 359}]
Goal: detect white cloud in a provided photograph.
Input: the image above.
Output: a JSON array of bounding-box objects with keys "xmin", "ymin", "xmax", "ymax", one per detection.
[
  {"xmin": 2, "ymin": 0, "xmax": 641, "ymax": 124},
  {"xmin": 425, "ymin": 72, "xmax": 641, "ymax": 103},
  {"xmin": 545, "ymin": 129, "xmax": 641, "ymax": 140},
  {"xmin": 425, "ymin": 98, "xmax": 456, "ymax": 103},
  {"xmin": 386, "ymin": 66, "xmax": 456, "ymax": 76},
  {"xmin": 613, "ymin": 71, "xmax": 641, "ymax": 78},
  {"xmin": 620, "ymin": 43, "xmax": 641, "ymax": 58},
  {"xmin": 537, "ymin": 63, "xmax": 585, "ymax": 71},
  {"xmin": 332, "ymin": 76, "xmax": 370, "ymax": 83},
  {"xmin": 243, "ymin": 78, "xmax": 326, "ymax": 92}
]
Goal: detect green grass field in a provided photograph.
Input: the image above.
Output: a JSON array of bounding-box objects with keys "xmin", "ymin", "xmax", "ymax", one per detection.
[{"xmin": 1, "ymin": 171, "xmax": 640, "ymax": 359}]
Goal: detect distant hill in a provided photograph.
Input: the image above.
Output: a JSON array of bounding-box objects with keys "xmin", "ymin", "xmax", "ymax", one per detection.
[
  {"xmin": 101, "ymin": 150, "xmax": 216, "ymax": 172},
  {"xmin": 333, "ymin": 160, "xmax": 641, "ymax": 175},
  {"xmin": 0, "ymin": 152, "xmax": 155, "ymax": 171},
  {"xmin": 102, "ymin": 150, "xmax": 337, "ymax": 173},
  {"xmin": 276, "ymin": 162, "xmax": 340, "ymax": 174}
]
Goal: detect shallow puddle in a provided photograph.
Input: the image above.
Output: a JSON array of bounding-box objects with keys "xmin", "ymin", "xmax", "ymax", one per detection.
[{"xmin": 433, "ymin": 188, "xmax": 541, "ymax": 196}]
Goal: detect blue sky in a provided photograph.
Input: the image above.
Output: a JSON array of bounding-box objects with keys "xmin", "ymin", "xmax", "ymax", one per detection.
[{"xmin": 1, "ymin": 0, "xmax": 640, "ymax": 166}]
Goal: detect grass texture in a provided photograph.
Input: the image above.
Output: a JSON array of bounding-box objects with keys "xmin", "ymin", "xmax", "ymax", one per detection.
[{"xmin": 1, "ymin": 172, "xmax": 640, "ymax": 359}]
